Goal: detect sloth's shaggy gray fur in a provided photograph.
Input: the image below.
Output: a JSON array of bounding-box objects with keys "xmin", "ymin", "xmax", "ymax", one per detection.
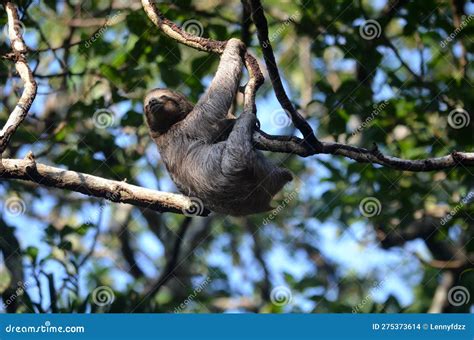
[{"xmin": 144, "ymin": 39, "xmax": 292, "ymax": 216}]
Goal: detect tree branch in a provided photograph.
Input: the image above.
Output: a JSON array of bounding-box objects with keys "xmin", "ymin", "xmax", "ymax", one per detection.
[
  {"xmin": 141, "ymin": 0, "xmax": 263, "ymax": 88},
  {"xmin": 247, "ymin": 0, "xmax": 322, "ymax": 151},
  {"xmin": 0, "ymin": 152, "xmax": 210, "ymax": 215},
  {"xmin": 254, "ymin": 132, "xmax": 474, "ymax": 170},
  {"xmin": 0, "ymin": 1, "xmax": 37, "ymax": 154}
]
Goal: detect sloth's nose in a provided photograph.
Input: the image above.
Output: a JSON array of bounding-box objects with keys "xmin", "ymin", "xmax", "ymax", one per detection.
[
  {"xmin": 149, "ymin": 98, "xmax": 162, "ymax": 105},
  {"xmin": 147, "ymin": 98, "xmax": 163, "ymax": 113}
]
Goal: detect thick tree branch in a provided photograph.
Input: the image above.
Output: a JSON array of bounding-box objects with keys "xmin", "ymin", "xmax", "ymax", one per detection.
[
  {"xmin": 416, "ymin": 255, "xmax": 473, "ymax": 270},
  {"xmin": 253, "ymin": 130, "xmax": 311, "ymax": 156},
  {"xmin": 0, "ymin": 1, "xmax": 37, "ymax": 154},
  {"xmin": 0, "ymin": 153, "xmax": 210, "ymax": 216}
]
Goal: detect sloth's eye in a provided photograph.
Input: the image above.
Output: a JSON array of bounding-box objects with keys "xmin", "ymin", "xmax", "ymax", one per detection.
[{"xmin": 160, "ymin": 96, "xmax": 178, "ymax": 105}]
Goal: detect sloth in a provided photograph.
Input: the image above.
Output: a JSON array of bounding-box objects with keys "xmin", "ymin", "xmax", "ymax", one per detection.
[{"xmin": 144, "ymin": 38, "xmax": 292, "ymax": 216}]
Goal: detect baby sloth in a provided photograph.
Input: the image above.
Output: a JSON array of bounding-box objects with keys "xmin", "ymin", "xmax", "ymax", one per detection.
[{"xmin": 144, "ymin": 39, "xmax": 292, "ymax": 216}]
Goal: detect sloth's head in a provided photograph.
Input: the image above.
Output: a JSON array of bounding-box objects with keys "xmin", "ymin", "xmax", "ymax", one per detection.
[{"xmin": 144, "ymin": 88, "xmax": 194, "ymax": 136}]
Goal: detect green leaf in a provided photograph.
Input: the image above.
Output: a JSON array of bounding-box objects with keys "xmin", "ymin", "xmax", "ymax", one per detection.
[
  {"xmin": 121, "ymin": 110, "xmax": 143, "ymax": 127},
  {"xmin": 25, "ymin": 246, "xmax": 39, "ymax": 262}
]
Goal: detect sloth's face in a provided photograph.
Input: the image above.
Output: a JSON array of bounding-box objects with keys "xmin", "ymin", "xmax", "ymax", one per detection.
[{"xmin": 144, "ymin": 89, "xmax": 193, "ymax": 135}]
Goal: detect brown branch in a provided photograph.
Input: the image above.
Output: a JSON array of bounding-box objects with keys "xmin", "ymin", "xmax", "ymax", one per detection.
[
  {"xmin": 255, "ymin": 132, "xmax": 474, "ymax": 170},
  {"xmin": 0, "ymin": 152, "xmax": 210, "ymax": 216},
  {"xmin": 141, "ymin": 0, "xmax": 263, "ymax": 88},
  {"xmin": 246, "ymin": 0, "xmax": 322, "ymax": 151},
  {"xmin": 68, "ymin": 17, "xmax": 115, "ymax": 28},
  {"xmin": 32, "ymin": 38, "xmax": 91, "ymax": 53},
  {"xmin": 253, "ymin": 130, "xmax": 311, "ymax": 156},
  {"xmin": 0, "ymin": 1, "xmax": 37, "ymax": 154},
  {"xmin": 322, "ymin": 143, "xmax": 474, "ymax": 171},
  {"xmin": 416, "ymin": 255, "xmax": 471, "ymax": 270}
]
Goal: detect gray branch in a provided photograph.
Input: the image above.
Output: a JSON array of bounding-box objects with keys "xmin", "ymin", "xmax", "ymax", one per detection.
[
  {"xmin": 0, "ymin": 153, "xmax": 209, "ymax": 216},
  {"xmin": 0, "ymin": 2, "xmax": 37, "ymax": 154}
]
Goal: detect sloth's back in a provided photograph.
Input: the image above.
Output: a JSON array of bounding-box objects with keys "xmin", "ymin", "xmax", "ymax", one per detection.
[{"xmin": 158, "ymin": 136, "xmax": 291, "ymax": 215}]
